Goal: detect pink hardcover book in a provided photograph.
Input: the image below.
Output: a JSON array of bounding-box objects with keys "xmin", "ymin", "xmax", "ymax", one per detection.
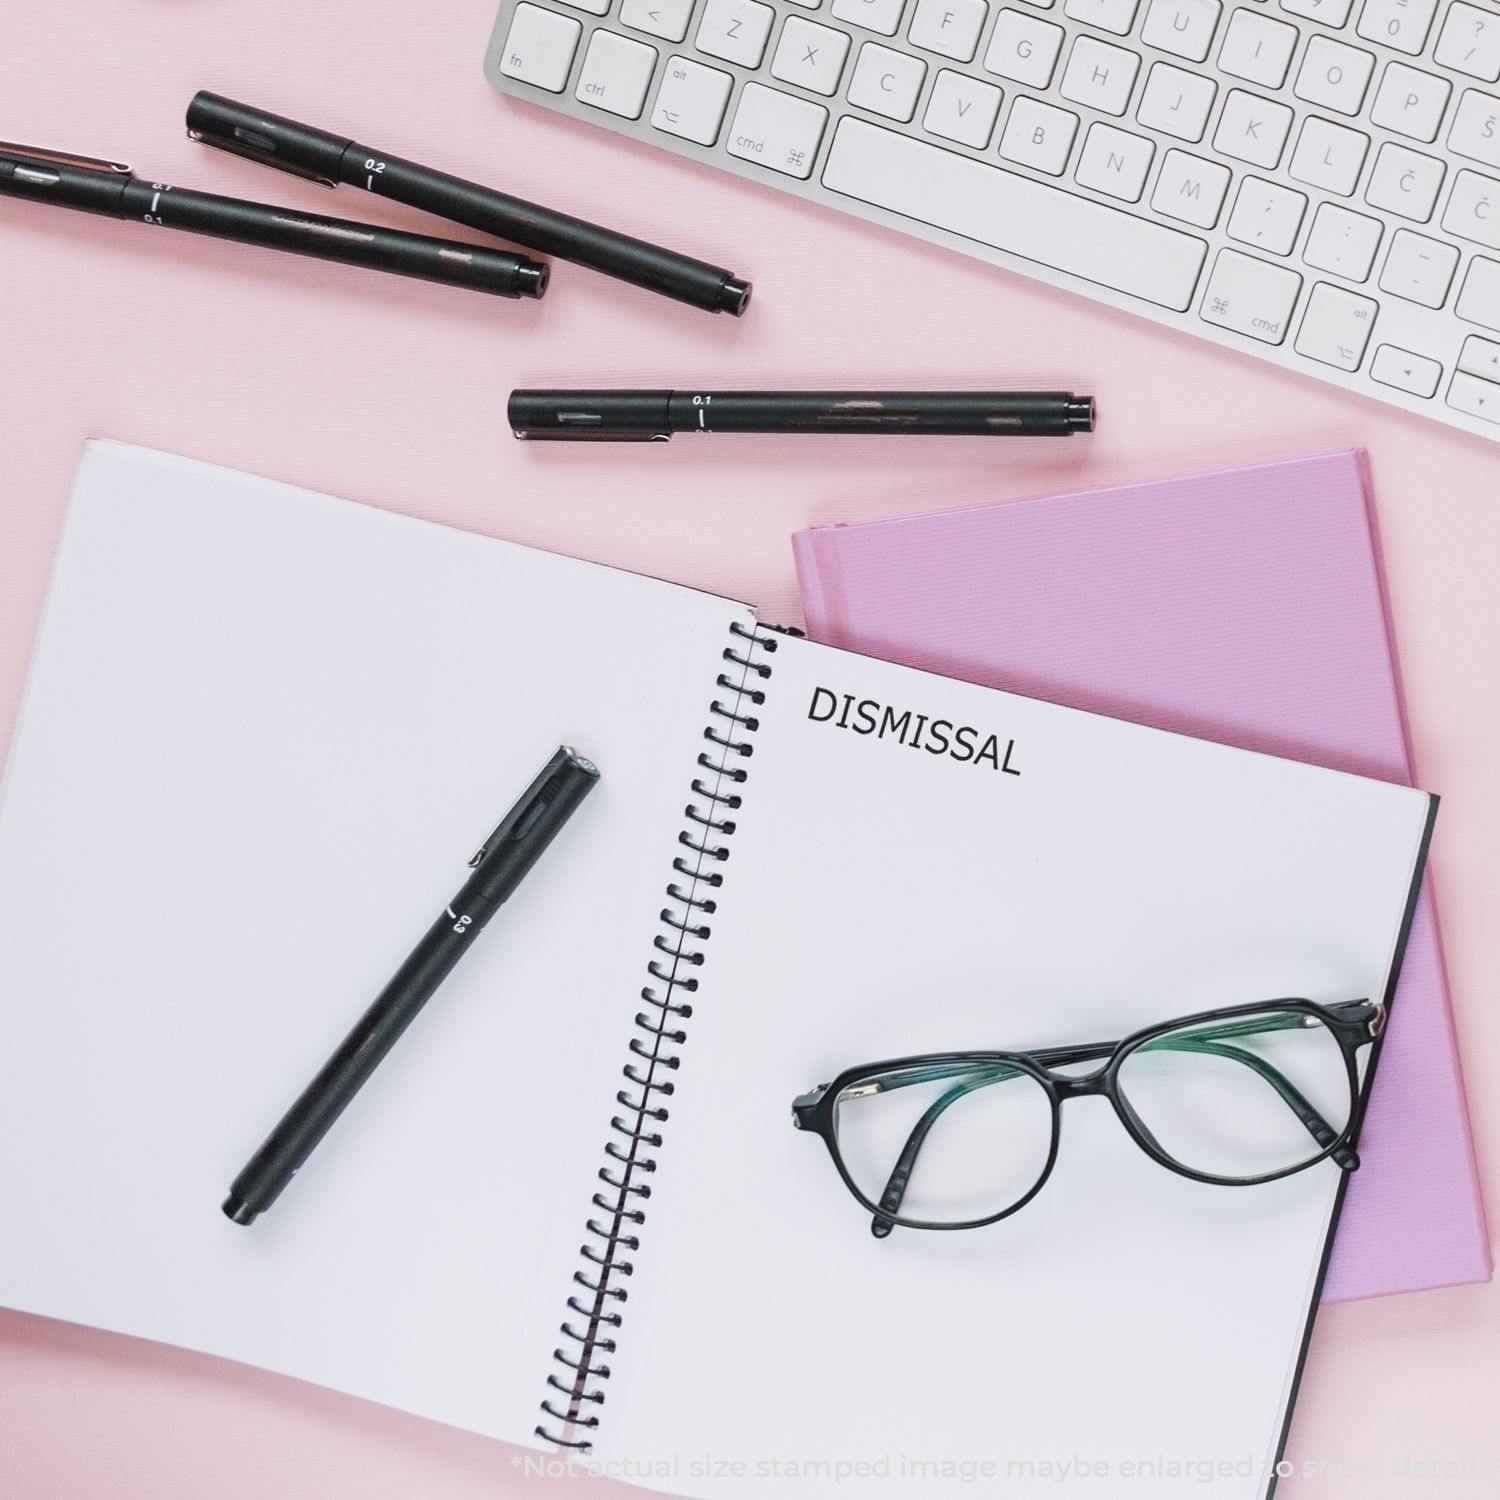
[{"xmin": 794, "ymin": 450, "xmax": 1489, "ymax": 1302}]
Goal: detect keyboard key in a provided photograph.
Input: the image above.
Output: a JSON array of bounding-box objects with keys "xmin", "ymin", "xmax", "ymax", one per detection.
[
  {"xmin": 652, "ymin": 55, "xmax": 734, "ymax": 144},
  {"xmin": 985, "ymin": 11, "xmax": 1065, "ymax": 87},
  {"xmin": 1356, "ymin": 0, "xmax": 1437, "ymax": 57},
  {"xmin": 1063, "ymin": 0, "xmax": 1139, "ymax": 33},
  {"xmin": 1303, "ymin": 202, "xmax": 1383, "ymax": 280},
  {"xmin": 621, "ymin": 0, "xmax": 695, "ymax": 40},
  {"xmin": 1459, "ymin": 334, "xmax": 1500, "ymax": 380},
  {"xmin": 908, "ymin": 0, "xmax": 988, "ymax": 60},
  {"xmin": 728, "ymin": 83, "xmax": 828, "ymax": 176},
  {"xmin": 1371, "ymin": 343, "xmax": 1442, "ymax": 396},
  {"xmin": 1448, "ymin": 90, "xmax": 1500, "ymax": 171},
  {"xmin": 771, "ymin": 16, "xmax": 851, "ymax": 94},
  {"xmin": 557, "ymin": 0, "xmax": 610, "ymax": 14},
  {"xmin": 1059, "ymin": 36, "xmax": 1139, "ymax": 116},
  {"xmin": 1380, "ymin": 227, "xmax": 1459, "ymax": 306},
  {"xmin": 923, "ymin": 68, "xmax": 1003, "ymax": 146},
  {"xmin": 1457, "ymin": 256, "xmax": 1500, "ymax": 329},
  {"xmin": 1136, "ymin": 64, "xmax": 1216, "ymax": 142},
  {"xmin": 1364, "ymin": 142, "xmax": 1444, "ymax": 221},
  {"xmin": 1214, "ymin": 89, "xmax": 1293, "ymax": 169},
  {"xmin": 697, "ymin": 0, "xmax": 775, "ymax": 66},
  {"xmin": 1152, "ymin": 148, "xmax": 1232, "ymax": 227},
  {"xmin": 1294, "ymin": 281, "xmax": 1377, "ymax": 369},
  {"xmin": 1295, "ymin": 37, "xmax": 1375, "ymax": 117},
  {"xmin": 576, "ymin": 29, "xmax": 658, "ymax": 117},
  {"xmin": 1141, "ymin": 0, "xmax": 1222, "ymax": 65},
  {"xmin": 847, "ymin": 42, "xmax": 927, "ymax": 120},
  {"xmin": 1443, "ymin": 168, "xmax": 1500, "ymax": 249},
  {"xmin": 831, "ymin": 0, "xmax": 909, "ymax": 35},
  {"xmin": 498, "ymin": 3, "xmax": 582, "ymax": 93},
  {"xmin": 1226, "ymin": 176, "xmax": 1307, "ymax": 255},
  {"xmin": 1217, "ymin": 11, "xmax": 1297, "ymax": 90},
  {"xmin": 1289, "ymin": 116, "xmax": 1369, "ymax": 196},
  {"xmin": 1436, "ymin": 4, "xmax": 1500, "ymax": 84},
  {"xmin": 999, "ymin": 96, "xmax": 1080, "ymax": 172},
  {"xmin": 1280, "ymin": 0, "xmax": 1352, "ymax": 21},
  {"xmin": 1074, "ymin": 123, "xmax": 1155, "ymax": 201},
  {"xmin": 1371, "ymin": 63, "xmax": 1451, "ymax": 143},
  {"xmin": 1447, "ymin": 369, "xmax": 1500, "ymax": 421},
  {"xmin": 821, "ymin": 117, "xmax": 1208, "ymax": 307},
  {"xmin": 1200, "ymin": 249, "xmax": 1302, "ymax": 343}
]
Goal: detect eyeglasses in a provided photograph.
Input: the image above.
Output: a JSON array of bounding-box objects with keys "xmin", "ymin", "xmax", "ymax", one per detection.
[{"xmin": 791, "ymin": 998, "xmax": 1385, "ymax": 1237}]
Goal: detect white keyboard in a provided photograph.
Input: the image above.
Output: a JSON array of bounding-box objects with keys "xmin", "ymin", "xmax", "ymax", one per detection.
[{"xmin": 486, "ymin": 0, "xmax": 1500, "ymax": 441}]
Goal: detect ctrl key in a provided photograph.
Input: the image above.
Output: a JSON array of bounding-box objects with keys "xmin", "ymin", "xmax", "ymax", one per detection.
[
  {"xmin": 499, "ymin": 4, "xmax": 582, "ymax": 93},
  {"xmin": 727, "ymin": 83, "xmax": 828, "ymax": 179}
]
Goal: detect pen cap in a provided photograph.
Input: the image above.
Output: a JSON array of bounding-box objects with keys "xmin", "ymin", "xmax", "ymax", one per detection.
[
  {"xmin": 0, "ymin": 144, "xmax": 133, "ymax": 214},
  {"xmin": 508, "ymin": 390, "xmax": 673, "ymax": 441},
  {"xmin": 187, "ymin": 91, "xmax": 353, "ymax": 186},
  {"xmin": 467, "ymin": 747, "xmax": 601, "ymax": 907}
]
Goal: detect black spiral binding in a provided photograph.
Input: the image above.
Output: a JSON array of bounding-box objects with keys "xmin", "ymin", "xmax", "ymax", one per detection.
[{"xmin": 536, "ymin": 620, "xmax": 779, "ymax": 1452}]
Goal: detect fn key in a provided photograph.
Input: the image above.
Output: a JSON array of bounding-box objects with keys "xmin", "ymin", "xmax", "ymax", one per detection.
[{"xmin": 498, "ymin": 4, "xmax": 581, "ymax": 93}]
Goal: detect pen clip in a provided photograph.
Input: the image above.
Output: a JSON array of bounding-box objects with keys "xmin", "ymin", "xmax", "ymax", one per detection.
[
  {"xmin": 0, "ymin": 141, "xmax": 131, "ymax": 175},
  {"xmin": 187, "ymin": 127, "xmax": 337, "ymax": 188}
]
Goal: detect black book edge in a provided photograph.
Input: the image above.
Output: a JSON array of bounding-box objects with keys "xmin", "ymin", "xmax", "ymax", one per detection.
[{"xmin": 1265, "ymin": 789, "xmax": 1441, "ymax": 1499}]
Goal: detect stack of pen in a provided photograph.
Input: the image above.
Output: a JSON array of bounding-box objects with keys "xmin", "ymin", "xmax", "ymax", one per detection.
[{"xmin": 0, "ymin": 91, "xmax": 751, "ymax": 315}]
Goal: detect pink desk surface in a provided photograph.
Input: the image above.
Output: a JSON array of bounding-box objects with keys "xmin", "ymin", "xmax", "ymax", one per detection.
[{"xmin": 1, "ymin": 3, "xmax": 1497, "ymax": 1496}]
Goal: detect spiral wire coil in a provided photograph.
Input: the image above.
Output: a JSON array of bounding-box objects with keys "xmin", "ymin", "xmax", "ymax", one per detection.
[{"xmin": 537, "ymin": 620, "xmax": 779, "ymax": 1450}]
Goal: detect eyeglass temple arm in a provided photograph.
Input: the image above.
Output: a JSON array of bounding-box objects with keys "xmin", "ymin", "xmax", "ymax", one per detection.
[
  {"xmin": 1136, "ymin": 1034, "xmax": 1359, "ymax": 1167},
  {"xmin": 868, "ymin": 1071, "xmax": 1008, "ymax": 1239},
  {"xmin": 868, "ymin": 1014, "xmax": 1358, "ymax": 1238}
]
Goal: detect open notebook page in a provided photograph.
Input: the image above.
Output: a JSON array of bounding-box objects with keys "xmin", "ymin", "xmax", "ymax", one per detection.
[
  {"xmin": 0, "ymin": 442, "xmax": 750, "ymax": 1443},
  {"xmin": 598, "ymin": 633, "xmax": 1432, "ymax": 1499}
]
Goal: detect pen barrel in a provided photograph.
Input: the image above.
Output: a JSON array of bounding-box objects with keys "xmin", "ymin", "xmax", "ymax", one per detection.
[
  {"xmin": 668, "ymin": 391, "xmax": 1095, "ymax": 435},
  {"xmin": 342, "ymin": 150, "xmax": 747, "ymax": 314},
  {"xmin": 222, "ymin": 912, "xmax": 472, "ymax": 1225},
  {"xmin": 116, "ymin": 181, "xmax": 548, "ymax": 298},
  {"xmin": 222, "ymin": 752, "xmax": 597, "ymax": 1226}
]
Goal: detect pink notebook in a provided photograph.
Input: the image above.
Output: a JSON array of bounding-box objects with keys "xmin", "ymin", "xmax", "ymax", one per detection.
[{"xmin": 795, "ymin": 450, "xmax": 1489, "ymax": 1303}]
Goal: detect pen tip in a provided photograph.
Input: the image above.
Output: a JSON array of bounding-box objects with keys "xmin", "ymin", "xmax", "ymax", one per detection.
[
  {"xmin": 222, "ymin": 1193, "xmax": 259, "ymax": 1227},
  {"xmin": 719, "ymin": 277, "xmax": 752, "ymax": 317}
]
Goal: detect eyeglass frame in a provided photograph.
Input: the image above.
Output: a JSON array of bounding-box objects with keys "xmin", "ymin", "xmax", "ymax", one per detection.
[{"xmin": 791, "ymin": 997, "xmax": 1387, "ymax": 1236}]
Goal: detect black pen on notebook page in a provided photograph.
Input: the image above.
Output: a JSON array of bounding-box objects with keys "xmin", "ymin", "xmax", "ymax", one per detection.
[
  {"xmin": 506, "ymin": 390, "xmax": 1098, "ymax": 440},
  {"xmin": 222, "ymin": 747, "xmax": 600, "ymax": 1227},
  {"xmin": 0, "ymin": 141, "xmax": 548, "ymax": 298},
  {"xmin": 185, "ymin": 91, "xmax": 752, "ymax": 316}
]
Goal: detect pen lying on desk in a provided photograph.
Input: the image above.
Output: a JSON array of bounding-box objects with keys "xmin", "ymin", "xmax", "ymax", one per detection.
[
  {"xmin": 186, "ymin": 91, "xmax": 752, "ymax": 317},
  {"xmin": 507, "ymin": 389, "xmax": 1098, "ymax": 440},
  {"xmin": 0, "ymin": 141, "xmax": 548, "ymax": 298}
]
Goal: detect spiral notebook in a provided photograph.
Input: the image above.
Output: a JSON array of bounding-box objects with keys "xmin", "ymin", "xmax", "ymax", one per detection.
[{"xmin": 0, "ymin": 444, "xmax": 1436, "ymax": 1499}]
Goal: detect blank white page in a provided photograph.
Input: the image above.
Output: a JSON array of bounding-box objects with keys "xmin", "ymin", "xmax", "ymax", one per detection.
[
  {"xmin": 599, "ymin": 634, "xmax": 1432, "ymax": 1498},
  {"xmin": 0, "ymin": 443, "xmax": 749, "ymax": 1445}
]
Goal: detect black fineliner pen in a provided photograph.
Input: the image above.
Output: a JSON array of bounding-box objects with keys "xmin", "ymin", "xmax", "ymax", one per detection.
[
  {"xmin": 0, "ymin": 141, "xmax": 548, "ymax": 298},
  {"xmin": 186, "ymin": 91, "xmax": 751, "ymax": 316},
  {"xmin": 222, "ymin": 747, "xmax": 600, "ymax": 1227},
  {"xmin": 506, "ymin": 389, "xmax": 1097, "ymax": 441}
]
